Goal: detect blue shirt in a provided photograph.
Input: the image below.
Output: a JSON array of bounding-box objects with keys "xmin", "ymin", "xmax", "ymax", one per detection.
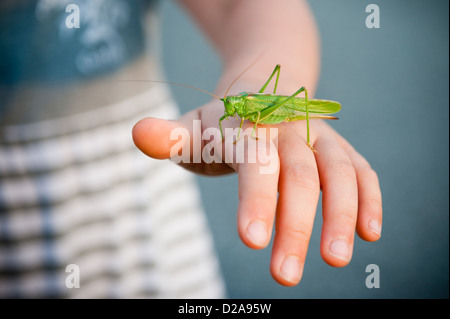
[{"xmin": 0, "ymin": 0, "xmax": 157, "ymax": 85}]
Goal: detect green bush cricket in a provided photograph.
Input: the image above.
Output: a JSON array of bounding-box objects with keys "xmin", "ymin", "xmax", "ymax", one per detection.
[
  {"xmin": 127, "ymin": 64, "xmax": 341, "ymax": 152},
  {"xmin": 217, "ymin": 64, "xmax": 341, "ymax": 152}
]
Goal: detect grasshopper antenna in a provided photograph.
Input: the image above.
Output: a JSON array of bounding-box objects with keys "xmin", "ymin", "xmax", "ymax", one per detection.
[
  {"xmin": 223, "ymin": 51, "xmax": 265, "ymax": 99},
  {"xmin": 120, "ymin": 80, "xmax": 222, "ymax": 100}
]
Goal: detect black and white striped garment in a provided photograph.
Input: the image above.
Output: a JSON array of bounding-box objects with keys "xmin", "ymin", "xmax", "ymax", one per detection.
[{"xmin": 0, "ymin": 85, "xmax": 225, "ymax": 298}]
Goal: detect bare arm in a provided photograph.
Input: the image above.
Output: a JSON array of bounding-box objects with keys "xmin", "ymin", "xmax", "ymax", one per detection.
[{"xmin": 178, "ymin": 0, "xmax": 320, "ymax": 96}]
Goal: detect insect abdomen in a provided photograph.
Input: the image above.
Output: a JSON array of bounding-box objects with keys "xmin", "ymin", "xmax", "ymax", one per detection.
[{"xmin": 244, "ymin": 94, "xmax": 341, "ymax": 114}]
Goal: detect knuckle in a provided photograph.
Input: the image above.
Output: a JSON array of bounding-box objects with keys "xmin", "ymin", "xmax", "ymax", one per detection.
[
  {"xmin": 360, "ymin": 167, "xmax": 380, "ymax": 183},
  {"xmin": 239, "ymin": 190, "xmax": 273, "ymax": 209},
  {"xmin": 334, "ymin": 210, "xmax": 357, "ymax": 227},
  {"xmin": 281, "ymin": 222, "xmax": 312, "ymax": 243},
  {"xmin": 286, "ymin": 162, "xmax": 320, "ymax": 191},
  {"xmin": 330, "ymin": 159, "xmax": 356, "ymax": 179}
]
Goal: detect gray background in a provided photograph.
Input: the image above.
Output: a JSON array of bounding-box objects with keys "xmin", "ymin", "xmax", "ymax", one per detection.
[{"xmin": 159, "ymin": 0, "xmax": 449, "ymax": 298}]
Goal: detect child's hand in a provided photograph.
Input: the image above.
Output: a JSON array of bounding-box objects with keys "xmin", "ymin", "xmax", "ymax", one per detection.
[{"xmin": 132, "ymin": 83, "xmax": 382, "ymax": 286}]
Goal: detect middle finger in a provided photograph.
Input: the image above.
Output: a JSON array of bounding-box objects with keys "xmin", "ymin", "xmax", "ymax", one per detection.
[{"xmin": 270, "ymin": 131, "xmax": 321, "ymax": 286}]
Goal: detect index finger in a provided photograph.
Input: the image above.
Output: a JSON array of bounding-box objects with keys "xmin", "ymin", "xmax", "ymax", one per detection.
[{"xmin": 235, "ymin": 137, "xmax": 280, "ymax": 250}]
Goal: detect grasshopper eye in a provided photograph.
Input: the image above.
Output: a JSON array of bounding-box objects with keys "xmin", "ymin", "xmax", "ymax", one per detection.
[{"xmin": 226, "ymin": 98, "xmax": 231, "ymax": 103}]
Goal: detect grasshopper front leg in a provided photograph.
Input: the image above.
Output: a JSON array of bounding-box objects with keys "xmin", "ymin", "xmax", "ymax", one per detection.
[
  {"xmin": 219, "ymin": 114, "xmax": 227, "ymax": 140},
  {"xmin": 233, "ymin": 117, "xmax": 245, "ymax": 144},
  {"xmin": 221, "ymin": 115, "xmax": 246, "ymax": 144}
]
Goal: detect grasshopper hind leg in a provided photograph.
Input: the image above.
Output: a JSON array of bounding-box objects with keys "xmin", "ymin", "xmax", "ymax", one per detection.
[
  {"xmin": 307, "ymin": 142, "xmax": 317, "ymax": 153},
  {"xmin": 304, "ymin": 88, "xmax": 318, "ymax": 153},
  {"xmin": 259, "ymin": 64, "xmax": 281, "ymax": 94}
]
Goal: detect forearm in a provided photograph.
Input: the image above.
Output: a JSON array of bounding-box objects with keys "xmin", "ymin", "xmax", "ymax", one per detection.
[{"xmin": 178, "ymin": 0, "xmax": 320, "ymax": 96}]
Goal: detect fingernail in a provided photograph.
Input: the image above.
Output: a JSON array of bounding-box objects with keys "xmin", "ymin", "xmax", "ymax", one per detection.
[
  {"xmin": 369, "ymin": 219, "xmax": 382, "ymax": 236},
  {"xmin": 280, "ymin": 255, "xmax": 302, "ymax": 284},
  {"xmin": 329, "ymin": 239, "xmax": 351, "ymax": 261},
  {"xmin": 246, "ymin": 220, "xmax": 268, "ymax": 247}
]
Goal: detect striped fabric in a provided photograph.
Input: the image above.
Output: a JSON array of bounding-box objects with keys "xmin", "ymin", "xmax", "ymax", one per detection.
[{"xmin": 0, "ymin": 85, "xmax": 225, "ymax": 298}]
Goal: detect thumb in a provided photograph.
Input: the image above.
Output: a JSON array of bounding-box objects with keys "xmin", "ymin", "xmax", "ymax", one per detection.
[{"xmin": 132, "ymin": 117, "xmax": 190, "ymax": 160}]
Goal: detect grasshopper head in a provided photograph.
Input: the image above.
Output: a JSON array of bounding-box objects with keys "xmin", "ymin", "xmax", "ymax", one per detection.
[{"xmin": 221, "ymin": 96, "xmax": 244, "ymax": 117}]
